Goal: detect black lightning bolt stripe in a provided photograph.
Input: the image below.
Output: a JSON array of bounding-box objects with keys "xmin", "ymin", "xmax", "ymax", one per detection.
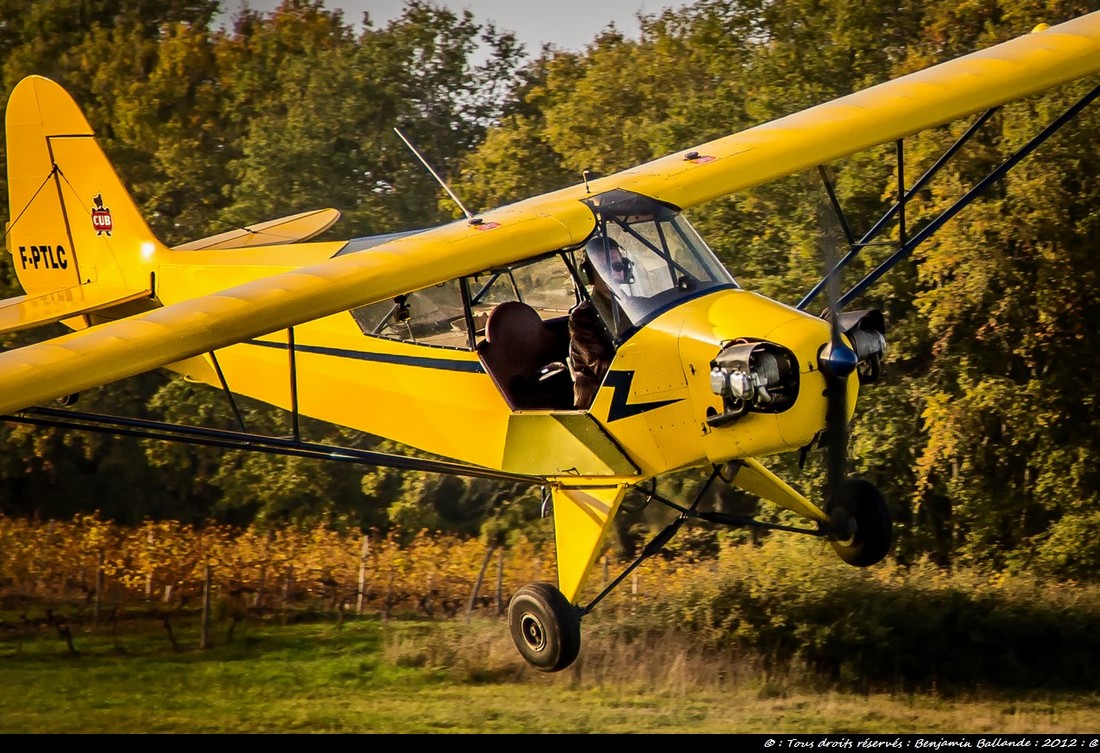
[
  {"xmin": 245, "ymin": 339, "xmax": 486, "ymax": 373},
  {"xmin": 604, "ymin": 370, "xmax": 681, "ymax": 422}
]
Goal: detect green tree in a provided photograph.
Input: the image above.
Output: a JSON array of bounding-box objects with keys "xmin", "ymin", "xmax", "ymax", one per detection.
[{"xmin": 217, "ymin": 0, "xmax": 525, "ymax": 236}]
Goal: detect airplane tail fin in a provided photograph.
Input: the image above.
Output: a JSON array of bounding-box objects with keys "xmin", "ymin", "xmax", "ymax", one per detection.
[{"xmin": 4, "ymin": 75, "xmax": 161, "ymax": 299}]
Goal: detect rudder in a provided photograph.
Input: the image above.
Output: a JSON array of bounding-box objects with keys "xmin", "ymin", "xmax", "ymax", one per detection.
[{"xmin": 4, "ymin": 75, "xmax": 162, "ymax": 298}]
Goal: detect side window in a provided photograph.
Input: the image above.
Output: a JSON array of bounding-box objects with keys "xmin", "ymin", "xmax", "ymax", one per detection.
[
  {"xmin": 350, "ymin": 279, "xmax": 472, "ymax": 349},
  {"xmin": 468, "ymin": 255, "xmax": 578, "ymax": 341},
  {"xmin": 510, "ymin": 256, "xmax": 577, "ymax": 316},
  {"xmin": 349, "ymin": 254, "xmax": 580, "ymax": 350},
  {"xmin": 468, "ymin": 270, "xmax": 522, "ymax": 337}
]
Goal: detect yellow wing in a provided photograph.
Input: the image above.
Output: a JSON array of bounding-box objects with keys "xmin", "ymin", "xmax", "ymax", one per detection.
[
  {"xmin": 0, "ymin": 205, "xmax": 595, "ymax": 415},
  {"xmin": 601, "ymin": 13, "xmax": 1100, "ymax": 210},
  {"xmin": 1, "ymin": 12, "xmax": 1098, "ymax": 416}
]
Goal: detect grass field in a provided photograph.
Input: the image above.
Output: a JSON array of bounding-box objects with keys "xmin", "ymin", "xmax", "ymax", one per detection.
[{"xmin": 2, "ymin": 612, "xmax": 1099, "ymax": 734}]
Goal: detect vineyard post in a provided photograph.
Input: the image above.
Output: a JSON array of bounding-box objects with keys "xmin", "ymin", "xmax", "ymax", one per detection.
[
  {"xmin": 466, "ymin": 545, "xmax": 495, "ymax": 620},
  {"xmin": 94, "ymin": 549, "xmax": 104, "ymax": 627},
  {"xmin": 256, "ymin": 529, "xmax": 272, "ymax": 609},
  {"xmin": 383, "ymin": 572, "xmax": 394, "ymax": 622},
  {"xmin": 282, "ymin": 565, "xmax": 293, "ymax": 625},
  {"xmin": 201, "ymin": 562, "xmax": 212, "ymax": 650},
  {"xmin": 44, "ymin": 520, "xmax": 54, "ymax": 599},
  {"xmin": 605, "ymin": 554, "xmax": 616, "ymax": 619},
  {"xmin": 256, "ymin": 563, "xmax": 265, "ymax": 609},
  {"xmin": 357, "ymin": 533, "xmax": 369, "ymax": 615},
  {"xmin": 145, "ymin": 529, "xmax": 154, "ymax": 600},
  {"xmin": 494, "ymin": 548, "xmax": 504, "ymax": 617}
]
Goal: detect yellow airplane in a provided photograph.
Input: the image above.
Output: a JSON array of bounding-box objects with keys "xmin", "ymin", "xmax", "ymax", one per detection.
[{"xmin": 2, "ymin": 12, "xmax": 1099, "ymax": 672}]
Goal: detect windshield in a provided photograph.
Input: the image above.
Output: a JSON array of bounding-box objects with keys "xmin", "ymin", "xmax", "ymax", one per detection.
[{"xmin": 581, "ymin": 189, "xmax": 736, "ymax": 339}]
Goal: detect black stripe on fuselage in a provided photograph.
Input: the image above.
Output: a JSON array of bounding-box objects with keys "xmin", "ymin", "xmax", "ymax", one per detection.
[{"xmin": 245, "ymin": 339, "xmax": 486, "ymax": 373}]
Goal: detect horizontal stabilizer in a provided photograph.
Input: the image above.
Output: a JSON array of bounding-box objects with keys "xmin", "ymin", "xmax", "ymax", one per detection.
[
  {"xmin": 173, "ymin": 208, "xmax": 341, "ymax": 251},
  {"xmin": 0, "ymin": 284, "xmax": 152, "ymax": 335}
]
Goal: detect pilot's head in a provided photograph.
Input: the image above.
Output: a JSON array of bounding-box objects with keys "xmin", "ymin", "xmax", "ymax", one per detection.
[{"xmin": 583, "ymin": 234, "xmax": 634, "ymax": 287}]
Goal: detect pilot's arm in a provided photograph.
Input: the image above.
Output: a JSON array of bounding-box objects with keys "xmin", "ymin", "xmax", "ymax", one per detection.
[{"xmin": 568, "ymin": 300, "xmax": 614, "ymax": 408}]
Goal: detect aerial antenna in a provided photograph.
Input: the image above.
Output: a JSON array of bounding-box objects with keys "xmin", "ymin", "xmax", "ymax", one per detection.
[{"xmin": 393, "ymin": 126, "xmax": 474, "ymax": 221}]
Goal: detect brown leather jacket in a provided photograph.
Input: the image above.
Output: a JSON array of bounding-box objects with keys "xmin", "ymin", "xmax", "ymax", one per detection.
[{"xmin": 568, "ymin": 300, "xmax": 614, "ymax": 408}]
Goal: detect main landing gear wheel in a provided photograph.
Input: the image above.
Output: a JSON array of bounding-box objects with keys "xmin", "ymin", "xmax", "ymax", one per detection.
[
  {"xmin": 827, "ymin": 478, "xmax": 893, "ymax": 567},
  {"xmin": 508, "ymin": 581, "xmax": 581, "ymax": 673}
]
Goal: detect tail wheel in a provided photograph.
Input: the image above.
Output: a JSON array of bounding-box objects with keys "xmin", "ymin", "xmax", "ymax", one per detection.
[
  {"xmin": 827, "ymin": 478, "xmax": 892, "ymax": 567},
  {"xmin": 507, "ymin": 581, "xmax": 581, "ymax": 673}
]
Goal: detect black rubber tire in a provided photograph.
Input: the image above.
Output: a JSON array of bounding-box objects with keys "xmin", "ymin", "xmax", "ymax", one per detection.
[
  {"xmin": 827, "ymin": 478, "xmax": 893, "ymax": 567},
  {"xmin": 507, "ymin": 581, "xmax": 581, "ymax": 673}
]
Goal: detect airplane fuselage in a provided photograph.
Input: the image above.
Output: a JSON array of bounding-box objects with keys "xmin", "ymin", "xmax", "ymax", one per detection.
[{"xmin": 150, "ymin": 242, "xmax": 847, "ymax": 484}]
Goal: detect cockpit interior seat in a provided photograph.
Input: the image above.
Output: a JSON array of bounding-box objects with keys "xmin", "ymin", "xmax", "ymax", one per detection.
[{"xmin": 478, "ymin": 300, "xmax": 572, "ymax": 409}]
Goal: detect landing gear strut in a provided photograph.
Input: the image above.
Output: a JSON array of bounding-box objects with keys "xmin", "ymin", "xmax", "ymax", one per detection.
[{"xmin": 505, "ymin": 469, "xmax": 893, "ymax": 673}]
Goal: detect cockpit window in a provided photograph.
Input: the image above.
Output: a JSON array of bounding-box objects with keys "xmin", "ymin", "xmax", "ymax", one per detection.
[
  {"xmin": 581, "ymin": 189, "xmax": 737, "ymax": 339},
  {"xmin": 347, "ymin": 190, "xmax": 733, "ymax": 352},
  {"xmin": 468, "ymin": 255, "xmax": 576, "ymax": 327}
]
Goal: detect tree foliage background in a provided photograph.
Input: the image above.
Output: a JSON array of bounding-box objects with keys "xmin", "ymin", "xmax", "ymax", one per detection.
[{"xmin": 1, "ymin": 0, "xmax": 1099, "ymax": 579}]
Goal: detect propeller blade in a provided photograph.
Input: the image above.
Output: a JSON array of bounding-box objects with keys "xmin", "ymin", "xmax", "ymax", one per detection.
[{"xmin": 817, "ymin": 207, "xmax": 858, "ymax": 500}]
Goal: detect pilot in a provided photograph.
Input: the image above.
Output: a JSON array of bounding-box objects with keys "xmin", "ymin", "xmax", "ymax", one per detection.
[{"xmin": 568, "ymin": 235, "xmax": 631, "ymax": 408}]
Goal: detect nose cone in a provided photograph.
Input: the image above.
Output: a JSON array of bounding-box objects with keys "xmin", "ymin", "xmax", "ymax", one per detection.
[{"xmin": 820, "ymin": 338, "xmax": 860, "ymax": 378}]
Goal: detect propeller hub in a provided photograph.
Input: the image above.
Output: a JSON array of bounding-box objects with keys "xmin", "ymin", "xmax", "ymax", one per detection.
[{"xmin": 820, "ymin": 341, "xmax": 859, "ymax": 378}]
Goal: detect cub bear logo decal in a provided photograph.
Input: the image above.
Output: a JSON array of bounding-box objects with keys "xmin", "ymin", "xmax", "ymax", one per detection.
[{"xmin": 91, "ymin": 194, "xmax": 112, "ymax": 236}]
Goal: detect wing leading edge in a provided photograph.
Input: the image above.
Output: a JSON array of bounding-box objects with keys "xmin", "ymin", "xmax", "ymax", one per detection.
[
  {"xmin": 0, "ymin": 201, "xmax": 596, "ymax": 415},
  {"xmin": 603, "ymin": 12, "xmax": 1100, "ymax": 211}
]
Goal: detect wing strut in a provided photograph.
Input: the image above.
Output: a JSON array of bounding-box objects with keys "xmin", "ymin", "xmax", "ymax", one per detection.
[
  {"xmin": 2, "ymin": 406, "xmax": 538, "ymax": 483},
  {"xmin": 837, "ymin": 83, "xmax": 1100, "ymax": 310},
  {"xmin": 287, "ymin": 327, "xmax": 301, "ymax": 442},
  {"xmin": 816, "ymin": 165, "xmax": 856, "ymax": 246},
  {"xmin": 799, "ymin": 106, "xmax": 1001, "ymax": 311},
  {"xmin": 800, "ymin": 84, "xmax": 1100, "ymax": 312},
  {"xmin": 209, "ymin": 350, "xmax": 248, "ymax": 432}
]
